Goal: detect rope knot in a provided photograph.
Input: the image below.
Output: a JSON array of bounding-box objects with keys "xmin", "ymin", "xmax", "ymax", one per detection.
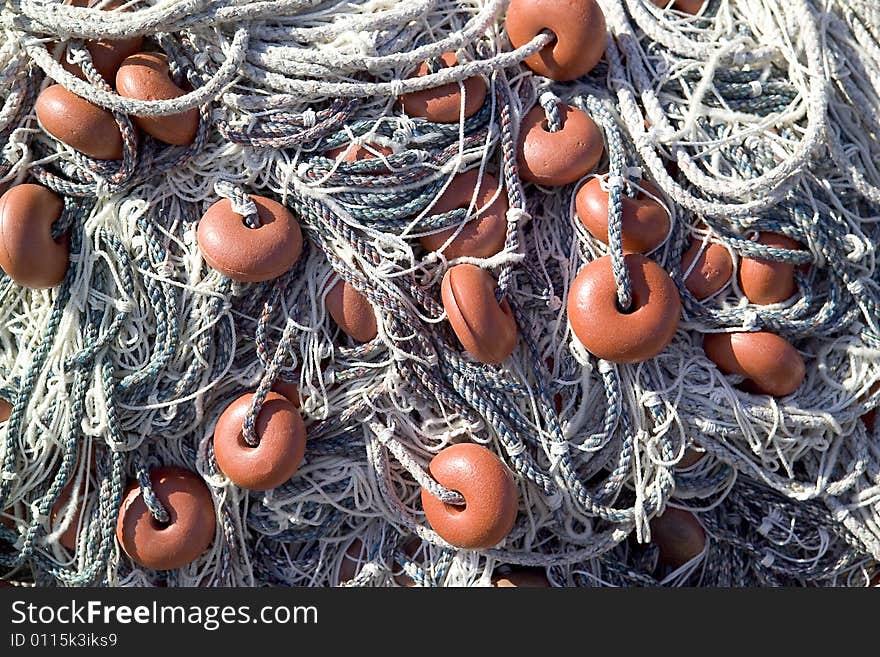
[
  {"xmin": 548, "ymin": 441, "xmax": 569, "ymax": 465},
  {"xmin": 65, "ymin": 43, "xmax": 89, "ymax": 66},
  {"xmin": 375, "ymin": 427, "xmax": 395, "ymax": 444},
  {"xmin": 301, "ymin": 109, "xmax": 317, "ymax": 129},
  {"xmin": 603, "ymin": 174, "xmax": 626, "ymax": 191},
  {"xmin": 505, "ymin": 207, "xmax": 530, "ymax": 227},
  {"xmin": 642, "ymin": 392, "xmax": 663, "ymax": 408},
  {"xmin": 215, "ymin": 180, "xmax": 259, "ymax": 227},
  {"xmin": 389, "ymin": 79, "xmax": 405, "ymax": 97},
  {"xmin": 538, "ymin": 91, "xmax": 564, "ymax": 132},
  {"xmin": 847, "ymin": 279, "xmax": 865, "ymax": 296},
  {"xmin": 740, "ymin": 308, "xmax": 759, "ymax": 329}
]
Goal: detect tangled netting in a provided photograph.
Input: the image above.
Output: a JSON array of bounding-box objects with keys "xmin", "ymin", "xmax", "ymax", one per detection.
[{"xmin": 1, "ymin": 0, "xmax": 880, "ymax": 588}]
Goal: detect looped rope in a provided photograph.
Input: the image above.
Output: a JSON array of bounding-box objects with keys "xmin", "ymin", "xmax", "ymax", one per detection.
[
  {"xmin": 538, "ymin": 90, "xmax": 564, "ymax": 132},
  {"xmin": 2, "ymin": 0, "xmax": 879, "ymax": 589},
  {"xmin": 243, "ymin": 316, "xmax": 297, "ymax": 448},
  {"xmin": 25, "ymin": 27, "xmax": 249, "ymax": 116},
  {"xmin": 50, "ymin": 195, "xmax": 82, "ymax": 240},
  {"xmin": 372, "ymin": 424, "xmax": 466, "ymax": 506},
  {"xmin": 576, "ymin": 95, "xmax": 634, "ymax": 311},
  {"xmin": 31, "ymin": 37, "xmax": 140, "ymax": 193},
  {"xmin": 214, "ymin": 180, "xmax": 260, "ymax": 228},
  {"xmin": 132, "ymin": 453, "xmax": 170, "ymax": 526}
]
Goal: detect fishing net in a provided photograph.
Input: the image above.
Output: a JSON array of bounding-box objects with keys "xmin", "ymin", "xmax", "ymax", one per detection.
[{"xmin": 0, "ymin": 0, "xmax": 878, "ymax": 587}]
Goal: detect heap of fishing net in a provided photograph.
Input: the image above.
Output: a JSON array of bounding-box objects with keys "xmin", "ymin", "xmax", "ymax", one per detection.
[{"xmin": 0, "ymin": 0, "xmax": 878, "ymax": 587}]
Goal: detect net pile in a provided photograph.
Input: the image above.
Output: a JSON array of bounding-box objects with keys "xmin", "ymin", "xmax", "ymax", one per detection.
[{"xmin": 0, "ymin": 0, "xmax": 878, "ymax": 587}]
